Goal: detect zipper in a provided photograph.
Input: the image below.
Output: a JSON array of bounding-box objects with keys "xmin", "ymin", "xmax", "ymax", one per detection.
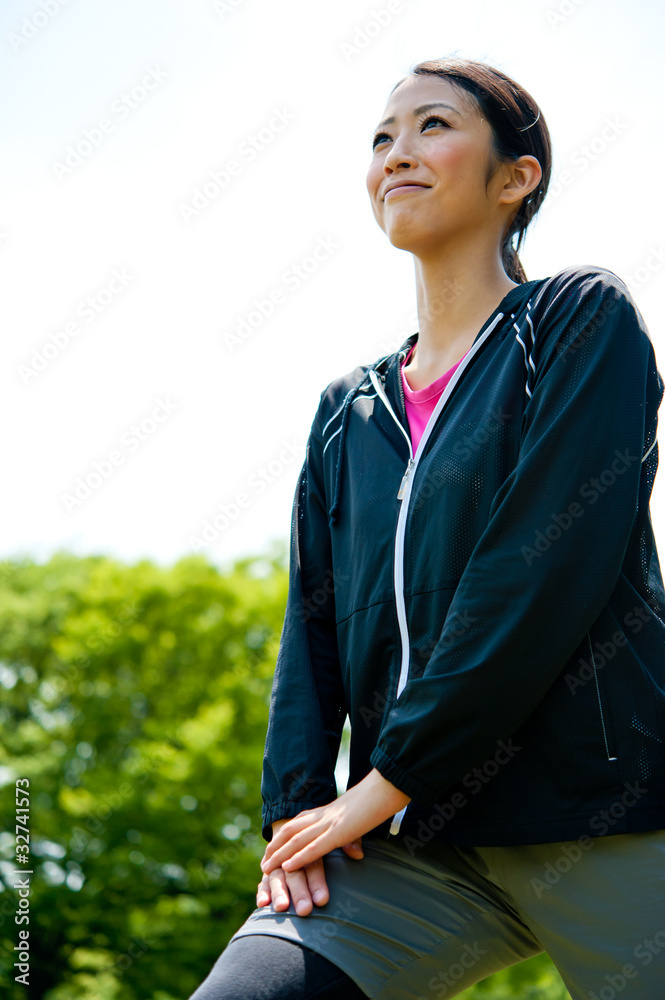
[
  {"xmin": 588, "ymin": 632, "xmax": 618, "ymax": 762},
  {"xmin": 397, "ymin": 458, "xmax": 415, "ymax": 499},
  {"xmin": 367, "ymin": 311, "xmax": 506, "ymax": 836}
]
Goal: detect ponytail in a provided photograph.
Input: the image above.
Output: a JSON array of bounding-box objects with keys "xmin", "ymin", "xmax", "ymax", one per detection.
[{"xmin": 502, "ymin": 233, "xmax": 528, "ymax": 284}]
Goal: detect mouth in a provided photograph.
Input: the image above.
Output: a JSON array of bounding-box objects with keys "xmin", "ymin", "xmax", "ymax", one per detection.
[{"xmin": 383, "ymin": 183, "xmax": 429, "ymax": 201}]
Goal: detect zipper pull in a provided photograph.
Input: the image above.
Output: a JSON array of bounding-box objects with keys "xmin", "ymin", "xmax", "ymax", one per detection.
[
  {"xmin": 397, "ymin": 458, "xmax": 414, "ymax": 499},
  {"xmin": 389, "ymin": 803, "xmax": 408, "ymax": 835}
]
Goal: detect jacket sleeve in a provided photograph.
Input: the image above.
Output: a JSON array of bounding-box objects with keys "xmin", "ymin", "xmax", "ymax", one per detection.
[
  {"xmin": 260, "ymin": 392, "xmax": 347, "ymax": 841},
  {"xmin": 370, "ymin": 267, "xmax": 664, "ymax": 805}
]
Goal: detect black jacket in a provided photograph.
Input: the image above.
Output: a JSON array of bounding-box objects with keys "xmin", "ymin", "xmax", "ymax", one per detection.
[{"xmin": 261, "ymin": 265, "xmax": 665, "ymax": 849}]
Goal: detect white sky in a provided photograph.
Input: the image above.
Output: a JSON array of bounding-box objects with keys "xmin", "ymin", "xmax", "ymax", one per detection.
[{"xmin": 2, "ymin": 0, "xmax": 664, "ymax": 574}]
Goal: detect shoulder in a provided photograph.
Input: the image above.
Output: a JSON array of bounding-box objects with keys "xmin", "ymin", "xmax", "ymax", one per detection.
[
  {"xmin": 528, "ymin": 263, "xmax": 652, "ymax": 352},
  {"xmin": 319, "ymin": 362, "xmax": 375, "ymax": 407},
  {"xmin": 300, "ymin": 362, "xmax": 373, "ymax": 451},
  {"xmin": 531, "ymin": 263, "xmax": 640, "ymax": 317},
  {"xmin": 516, "ymin": 266, "xmax": 663, "ymax": 404}
]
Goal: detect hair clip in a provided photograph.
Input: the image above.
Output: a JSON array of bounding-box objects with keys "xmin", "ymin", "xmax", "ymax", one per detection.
[{"xmin": 518, "ymin": 108, "xmax": 541, "ymax": 132}]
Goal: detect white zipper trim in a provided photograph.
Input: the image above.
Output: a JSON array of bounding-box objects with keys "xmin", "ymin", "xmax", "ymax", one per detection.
[
  {"xmin": 322, "ymin": 392, "xmax": 378, "ymax": 456},
  {"xmin": 368, "ymin": 370, "xmax": 412, "ymax": 454},
  {"xmin": 588, "ymin": 632, "xmax": 618, "ymax": 762},
  {"xmin": 322, "ymin": 383, "xmax": 377, "ymax": 438},
  {"xmin": 371, "ymin": 312, "xmax": 506, "ymax": 835},
  {"xmin": 642, "ymin": 436, "xmax": 657, "ymax": 464}
]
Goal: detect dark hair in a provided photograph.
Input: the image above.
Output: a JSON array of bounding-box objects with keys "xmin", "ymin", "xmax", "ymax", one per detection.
[{"xmin": 391, "ymin": 57, "xmax": 552, "ymax": 283}]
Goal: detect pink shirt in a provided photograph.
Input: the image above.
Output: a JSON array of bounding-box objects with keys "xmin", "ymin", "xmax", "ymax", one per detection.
[{"xmin": 400, "ymin": 344, "xmax": 469, "ymax": 454}]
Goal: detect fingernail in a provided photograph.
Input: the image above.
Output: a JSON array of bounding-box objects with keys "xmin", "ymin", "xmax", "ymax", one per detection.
[{"xmin": 313, "ymin": 890, "xmax": 325, "ymax": 902}]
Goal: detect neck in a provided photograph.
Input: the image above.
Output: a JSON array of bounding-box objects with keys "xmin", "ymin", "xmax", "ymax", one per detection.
[{"xmin": 410, "ymin": 243, "xmax": 518, "ymax": 376}]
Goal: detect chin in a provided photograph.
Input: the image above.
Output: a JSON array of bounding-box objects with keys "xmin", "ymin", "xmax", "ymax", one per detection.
[{"xmin": 384, "ymin": 223, "xmax": 429, "ymax": 253}]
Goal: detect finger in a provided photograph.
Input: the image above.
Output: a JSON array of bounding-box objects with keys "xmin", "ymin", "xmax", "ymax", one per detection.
[
  {"xmin": 256, "ymin": 874, "xmax": 273, "ymax": 907},
  {"xmin": 262, "ymin": 827, "xmax": 289, "ymax": 861},
  {"xmin": 264, "ymin": 867, "xmax": 319, "ymax": 915},
  {"xmin": 264, "ymin": 811, "xmax": 312, "ymax": 846},
  {"xmin": 261, "ymin": 823, "xmax": 326, "ymax": 873},
  {"xmin": 304, "ymin": 858, "xmax": 330, "ymax": 907},
  {"xmin": 341, "ymin": 842, "xmax": 364, "ymax": 859},
  {"xmin": 284, "ymin": 867, "xmax": 320, "ymax": 916},
  {"xmin": 258, "ymin": 855, "xmax": 331, "ymax": 911},
  {"xmin": 272, "ymin": 869, "xmax": 293, "ymax": 911},
  {"xmin": 281, "ymin": 833, "xmax": 330, "ymax": 872},
  {"xmin": 264, "ymin": 868, "xmax": 291, "ymax": 911},
  {"xmin": 262, "ymin": 813, "xmax": 316, "ymax": 863},
  {"xmin": 342, "ymin": 834, "xmax": 363, "ymax": 853}
]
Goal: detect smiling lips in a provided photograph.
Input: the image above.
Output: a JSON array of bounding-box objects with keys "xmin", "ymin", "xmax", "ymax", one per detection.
[{"xmin": 384, "ymin": 182, "xmax": 429, "ymax": 200}]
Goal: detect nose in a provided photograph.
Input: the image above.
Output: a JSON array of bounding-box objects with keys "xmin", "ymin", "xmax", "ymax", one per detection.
[{"xmin": 382, "ymin": 133, "xmax": 418, "ymax": 175}]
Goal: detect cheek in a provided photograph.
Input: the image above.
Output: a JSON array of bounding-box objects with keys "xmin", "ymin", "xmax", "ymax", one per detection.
[
  {"xmin": 369, "ymin": 199, "xmax": 385, "ymax": 232},
  {"xmin": 366, "ymin": 160, "xmax": 383, "ymax": 197},
  {"xmin": 429, "ymin": 141, "xmax": 485, "ymax": 188}
]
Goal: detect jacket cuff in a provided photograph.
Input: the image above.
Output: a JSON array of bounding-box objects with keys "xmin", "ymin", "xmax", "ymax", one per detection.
[
  {"xmin": 369, "ymin": 745, "xmax": 438, "ymax": 806},
  {"xmin": 261, "ymin": 798, "xmax": 325, "ymax": 843}
]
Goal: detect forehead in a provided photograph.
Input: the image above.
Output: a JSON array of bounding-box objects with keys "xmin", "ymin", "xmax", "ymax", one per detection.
[{"xmin": 380, "ymin": 74, "xmax": 479, "ymax": 122}]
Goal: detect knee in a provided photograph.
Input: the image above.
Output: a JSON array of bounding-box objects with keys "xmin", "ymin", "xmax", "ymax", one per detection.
[{"xmin": 187, "ymin": 934, "xmax": 303, "ymax": 1000}]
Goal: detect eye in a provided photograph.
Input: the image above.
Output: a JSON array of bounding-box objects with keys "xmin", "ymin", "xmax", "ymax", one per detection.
[
  {"xmin": 372, "ymin": 114, "xmax": 451, "ymax": 151},
  {"xmin": 417, "ymin": 114, "xmax": 451, "ymax": 131},
  {"xmin": 372, "ymin": 131, "xmax": 391, "ymax": 151}
]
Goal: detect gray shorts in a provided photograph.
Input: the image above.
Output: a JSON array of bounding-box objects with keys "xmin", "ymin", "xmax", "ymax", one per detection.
[{"xmin": 229, "ymin": 829, "xmax": 665, "ymax": 999}]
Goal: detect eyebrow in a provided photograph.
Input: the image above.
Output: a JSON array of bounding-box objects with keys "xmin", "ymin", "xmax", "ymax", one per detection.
[{"xmin": 375, "ymin": 102, "xmax": 462, "ymax": 131}]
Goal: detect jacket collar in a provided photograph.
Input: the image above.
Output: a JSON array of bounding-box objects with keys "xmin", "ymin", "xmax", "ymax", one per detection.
[{"xmin": 327, "ymin": 280, "xmax": 541, "ymax": 527}]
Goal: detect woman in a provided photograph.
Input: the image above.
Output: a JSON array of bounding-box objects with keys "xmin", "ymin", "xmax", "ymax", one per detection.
[{"xmin": 188, "ymin": 57, "xmax": 665, "ymax": 1000}]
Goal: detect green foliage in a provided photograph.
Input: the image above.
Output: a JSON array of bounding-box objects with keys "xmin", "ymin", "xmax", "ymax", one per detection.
[
  {"xmin": 458, "ymin": 953, "xmax": 571, "ymax": 998},
  {"xmin": 0, "ymin": 547, "xmax": 569, "ymax": 999}
]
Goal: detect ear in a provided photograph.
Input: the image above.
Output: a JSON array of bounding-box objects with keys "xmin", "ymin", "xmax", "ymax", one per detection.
[{"xmin": 497, "ymin": 154, "xmax": 542, "ymax": 207}]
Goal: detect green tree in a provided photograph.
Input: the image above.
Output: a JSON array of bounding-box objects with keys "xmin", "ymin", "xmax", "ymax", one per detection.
[{"xmin": 0, "ymin": 546, "xmax": 288, "ymax": 999}]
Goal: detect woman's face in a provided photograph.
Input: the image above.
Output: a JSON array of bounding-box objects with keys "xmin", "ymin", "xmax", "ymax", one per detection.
[{"xmin": 366, "ymin": 75, "xmax": 508, "ymax": 255}]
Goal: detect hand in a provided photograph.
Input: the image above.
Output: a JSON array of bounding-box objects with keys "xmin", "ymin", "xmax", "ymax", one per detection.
[
  {"xmin": 256, "ymin": 819, "xmax": 364, "ymax": 916},
  {"xmin": 260, "ymin": 769, "xmax": 410, "ymax": 877}
]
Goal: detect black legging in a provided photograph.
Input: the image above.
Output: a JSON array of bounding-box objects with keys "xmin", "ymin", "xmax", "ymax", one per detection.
[{"xmin": 187, "ymin": 933, "xmax": 368, "ymax": 999}]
